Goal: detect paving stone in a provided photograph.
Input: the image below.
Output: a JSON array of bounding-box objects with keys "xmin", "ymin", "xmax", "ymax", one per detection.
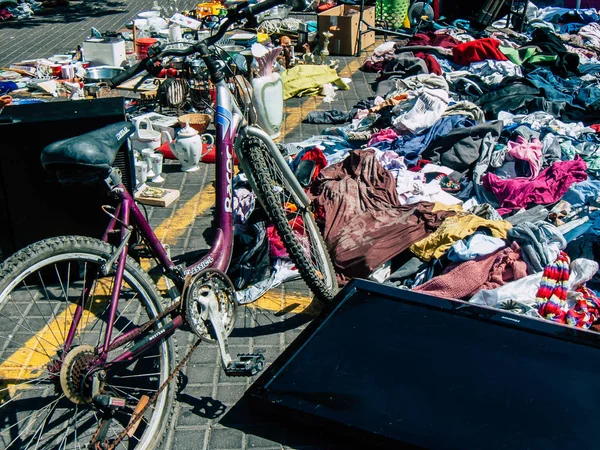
[
  {"xmin": 185, "ymin": 362, "xmax": 218, "ymax": 385},
  {"xmin": 215, "ymin": 384, "xmax": 247, "ymax": 406},
  {"xmin": 208, "ymin": 427, "xmax": 244, "ymax": 449},
  {"xmin": 177, "ymin": 406, "xmax": 214, "ymax": 427},
  {"xmin": 1, "ymin": 9, "xmax": 378, "ymax": 447},
  {"xmin": 172, "ymin": 429, "xmax": 208, "ymax": 450}
]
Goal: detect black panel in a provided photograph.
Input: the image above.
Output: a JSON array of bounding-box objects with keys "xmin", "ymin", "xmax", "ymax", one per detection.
[
  {"xmin": 249, "ymin": 279, "xmax": 600, "ymax": 449},
  {"xmin": 0, "ymin": 98, "xmax": 135, "ymax": 260}
]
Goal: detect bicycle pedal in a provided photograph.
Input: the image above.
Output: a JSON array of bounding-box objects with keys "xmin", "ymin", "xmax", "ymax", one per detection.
[{"xmin": 224, "ymin": 353, "xmax": 265, "ymax": 377}]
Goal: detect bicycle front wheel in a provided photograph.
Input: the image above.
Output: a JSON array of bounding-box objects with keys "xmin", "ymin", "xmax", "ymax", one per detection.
[
  {"xmin": 0, "ymin": 236, "xmax": 175, "ymax": 450},
  {"xmin": 243, "ymin": 136, "xmax": 338, "ymax": 301}
]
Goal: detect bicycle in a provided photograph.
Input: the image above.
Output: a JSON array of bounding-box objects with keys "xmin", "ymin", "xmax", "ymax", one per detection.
[{"xmin": 0, "ymin": 1, "xmax": 336, "ymax": 448}]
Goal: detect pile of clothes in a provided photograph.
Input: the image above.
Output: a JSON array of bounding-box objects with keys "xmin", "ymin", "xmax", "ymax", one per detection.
[
  {"xmin": 0, "ymin": 0, "xmax": 54, "ymax": 21},
  {"xmin": 231, "ymin": 3, "xmax": 600, "ymax": 331}
]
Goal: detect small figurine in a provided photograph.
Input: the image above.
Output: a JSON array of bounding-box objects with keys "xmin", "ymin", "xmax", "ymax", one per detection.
[
  {"xmin": 302, "ymin": 43, "xmax": 316, "ymax": 65},
  {"xmin": 280, "ymin": 35, "xmax": 293, "ymax": 69},
  {"xmin": 320, "ymin": 31, "xmax": 333, "ymax": 65}
]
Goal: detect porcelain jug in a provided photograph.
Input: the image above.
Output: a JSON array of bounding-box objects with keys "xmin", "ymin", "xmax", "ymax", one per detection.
[
  {"xmin": 162, "ymin": 124, "xmax": 213, "ymax": 172},
  {"xmin": 131, "ymin": 118, "xmax": 162, "ymax": 151}
]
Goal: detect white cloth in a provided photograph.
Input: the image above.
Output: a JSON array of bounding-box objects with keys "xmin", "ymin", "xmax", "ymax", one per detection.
[
  {"xmin": 233, "ymin": 187, "xmax": 256, "ymax": 225},
  {"xmin": 579, "ymin": 22, "xmax": 600, "ymax": 51},
  {"xmin": 392, "ymin": 88, "xmax": 449, "ymax": 134},
  {"xmin": 499, "ymin": 111, "xmax": 596, "ymax": 138},
  {"xmin": 468, "ymin": 60, "xmax": 523, "ymax": 86},
  {"xmin": 448, "ymin": 234, "xmax": 507, "ymax": 262},
  {"xmin": 370, "ymin": 261, "xmax": 391, "ymax": 283},
  {"xmin": 384, "ymin": 162, "xmax": 461, "ymax": 206},
  {"xmin": 375, "ymin": 149, "xmax": 407, "ymax": 171},
  {"xmin": 469, "ymin": 258, "xmax": 599, "ymax": 310},
  {"xmin": 235, "ymin": 258, "xmax": 300, "ymax": 304}
]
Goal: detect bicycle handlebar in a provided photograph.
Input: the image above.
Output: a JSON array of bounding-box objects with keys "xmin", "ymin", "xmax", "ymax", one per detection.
[{"xmin": 109, "ymin": 0, "xmax": 287, "ymax": 88}]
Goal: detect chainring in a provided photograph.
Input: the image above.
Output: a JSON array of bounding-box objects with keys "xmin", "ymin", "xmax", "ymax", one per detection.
[{"xmin": 184, "ymin": 268, "xmax": 238, "ymax": 342}]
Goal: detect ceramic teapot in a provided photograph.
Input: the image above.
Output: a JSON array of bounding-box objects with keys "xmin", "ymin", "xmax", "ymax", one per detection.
[{"xmin": 162, "ymin": 124, "xmax": 213, "ymax": 172}]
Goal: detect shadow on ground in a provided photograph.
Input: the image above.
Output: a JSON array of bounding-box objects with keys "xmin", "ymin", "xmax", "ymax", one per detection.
[
  {"xmin": 0, "ymin": 0, "xmax": 127, "ymax": 30},
  {"xmin": 220, "ymin": 394, "xmax": 399, "ymax": 449}
]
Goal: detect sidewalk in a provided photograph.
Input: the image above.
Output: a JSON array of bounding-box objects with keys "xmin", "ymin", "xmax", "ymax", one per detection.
[
  {"xmin": 1, "ymin": 2, "xmax": 378, "ymax": 448},
  {"xmin": 0, "ymin": 0, "xmax": 197, "ymax": 67},
  {"xmin": 149, "ymin": 53, "xmax": 375, "ymax": 450}
]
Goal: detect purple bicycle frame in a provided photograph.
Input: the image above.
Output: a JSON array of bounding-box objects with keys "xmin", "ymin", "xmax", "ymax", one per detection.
[{"xmin": 63, "ymin": 81, "xmax": 238, "ymax": 364}]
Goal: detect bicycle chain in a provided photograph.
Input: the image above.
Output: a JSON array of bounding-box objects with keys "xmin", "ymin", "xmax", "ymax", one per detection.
[{"xmin": 91, "ymin": 338, "xmax": 202, "ymax": 450}]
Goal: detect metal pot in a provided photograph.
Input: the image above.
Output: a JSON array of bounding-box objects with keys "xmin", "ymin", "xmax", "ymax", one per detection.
[{"xmin": 84, "ymin": 67, "xmax": 125, "ymax": 83}]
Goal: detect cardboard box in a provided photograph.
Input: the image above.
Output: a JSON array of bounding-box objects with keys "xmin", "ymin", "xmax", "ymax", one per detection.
[{"xmin": 317, "ymin": 5, "xmax": 375, "ymax": 56}]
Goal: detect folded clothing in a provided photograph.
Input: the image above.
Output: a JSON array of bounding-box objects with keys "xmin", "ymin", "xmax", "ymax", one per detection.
[{"xmin": 282, "ymin": 65, "xmax": 349, "ymax": 100}]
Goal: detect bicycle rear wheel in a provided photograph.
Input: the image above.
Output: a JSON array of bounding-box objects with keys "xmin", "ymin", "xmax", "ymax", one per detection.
[
  {"xmin": 0, "ymin": 236, "xmax": 175, "ymax": 450},
  {"xmin": 242, "ymin": 136, "xmax": 338, "ymax": 301}
]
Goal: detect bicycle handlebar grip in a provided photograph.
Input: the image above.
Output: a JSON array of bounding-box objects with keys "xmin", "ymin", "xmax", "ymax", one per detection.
[
  {"xmin": 108, "ymin": 60, "xmax": 145, "ymax": 88},
  {"xmin": 247, "ymin": 0, "xmax": 288, "ymax": 17}
]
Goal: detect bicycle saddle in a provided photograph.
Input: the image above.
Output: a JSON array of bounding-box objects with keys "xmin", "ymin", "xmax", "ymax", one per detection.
[{"xmin": 41, "ymin": 122, "xmax": 134, "ymax": 184}]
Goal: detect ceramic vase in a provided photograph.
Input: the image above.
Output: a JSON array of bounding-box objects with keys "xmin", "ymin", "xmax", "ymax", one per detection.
[
  {"xmin": 141, "ymin": 148, "xmax": 156, "ymax": 178},
  {"xmin": 251, "ymin": 73, "xmax": 283, "ymax": 139},
  {"xmin": 150, "ymin": 153, "xmax": 165, "ymax": 183},
  {"xmin": 135, "ymin": 160, "xmax": 148, "ymax": 190}
]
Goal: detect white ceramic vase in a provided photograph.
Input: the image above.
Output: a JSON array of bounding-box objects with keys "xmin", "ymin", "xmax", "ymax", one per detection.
[
  {"xmin": 251, "ymin": 73, "xmax": 283, "ymax": 139},
  {"xmin": 150, "ymin": 153, "xmax": 165, "ymax": 183}
]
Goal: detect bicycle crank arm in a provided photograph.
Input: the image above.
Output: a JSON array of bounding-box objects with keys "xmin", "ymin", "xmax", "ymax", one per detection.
[{"xmin": 198, "ymin": 291, "xmax": 265, "ymax": 376}]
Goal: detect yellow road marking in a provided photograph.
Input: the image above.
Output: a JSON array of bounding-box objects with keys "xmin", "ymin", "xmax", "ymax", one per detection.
[
  {"xmin": 155, "ymin": 185, "xmax": 216, "ymax": 246},
  {"xmin": 339, "ymin": 58, "xmax": 364, "ymax": 78},
  {"xmin": 252, "ymin": 290, "xmax": 319, "ymax": 316},
  {"xmin": 0, "ymin": 280, "xmax": 111, "ymax": 399},
  {"xmin": 0, "ymin": 58, "xmax": 369, "ymax": 394}
]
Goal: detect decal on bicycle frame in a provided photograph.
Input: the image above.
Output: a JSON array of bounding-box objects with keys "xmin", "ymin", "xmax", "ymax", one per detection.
[
  {"xmin": 184, "ymin": 255, "xmax": 214, "ymax": 276},
  {"xmin": 217, "ymin": 105, "xmax": 235, "ymax": 214},
  {"xmin": 216, "ymin": 105, "xmax": 232, "ymax": 141}
]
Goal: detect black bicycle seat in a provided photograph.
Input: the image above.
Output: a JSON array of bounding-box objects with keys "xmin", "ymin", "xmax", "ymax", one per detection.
[
  {"xmin": 41, "ymin": 122, "xmax": 134, "ymax": 184},
  {"xmin": 41, "ymin": 121, "xmax": 134, "ymax": 170}
]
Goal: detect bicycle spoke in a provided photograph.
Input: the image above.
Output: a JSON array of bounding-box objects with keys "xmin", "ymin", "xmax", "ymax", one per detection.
[
  {"xmin": 0, "ymin": 239, "xmax": 173, "ymax": 450},
  {"xmin": 111, "ymin": 372, "xmax": 161, "ymax": 379},
  {"xmin": 1, "ymin": 295, "xmax": 56, "ymax": 358},
  {"xmin": 36, "ymin": 272, "xmax": 67, "ymax": 342},
  {"xmin": 0, "ymin": 376, "xmax": 52, "ymax": 395},
  {"xmin": 2, "ymin": 394, "xmax": 64, "ymax": 449}
]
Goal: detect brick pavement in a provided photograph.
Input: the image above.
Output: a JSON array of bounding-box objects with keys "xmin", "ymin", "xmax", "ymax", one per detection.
[
  {"xmin": 0, "ymin": 0, "xmax": 201, "ymax": 67},
  {"xmin": 148, "ymin": 54, "xmax": 377, "ymax": 450},
  {"xmin": 1, "ymin": 2, "xmax": 378, "ymax": 447}
]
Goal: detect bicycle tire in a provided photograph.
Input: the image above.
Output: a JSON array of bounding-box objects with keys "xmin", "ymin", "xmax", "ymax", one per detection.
[
  {"xmin": 0, "ymin": 236, "xmax": 175, "ymax": 450},
  {"xmin": 243, "ymin": 136, "xmax": 338, "ymax": 301}
]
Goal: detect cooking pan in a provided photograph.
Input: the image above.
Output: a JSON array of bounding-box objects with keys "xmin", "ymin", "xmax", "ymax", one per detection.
[{"xmin": 84, "ymin": 67, "xmax": 125, "ymax": 83}]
